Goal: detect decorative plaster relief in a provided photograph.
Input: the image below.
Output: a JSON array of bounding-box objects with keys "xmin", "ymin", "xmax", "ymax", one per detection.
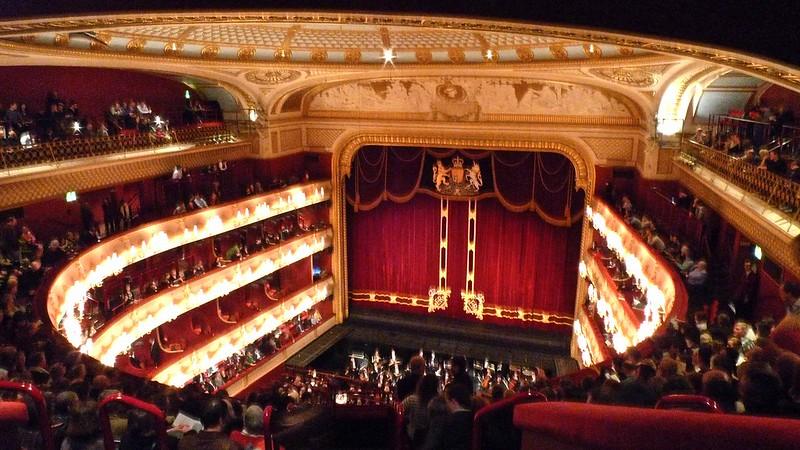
[
  {"xmin": 308, "ymin": 77, "xmax": 632, "ymax": 118},
  {"xmin": 244, "ymin": 69, "xmax": 302, "ymax": 85}
]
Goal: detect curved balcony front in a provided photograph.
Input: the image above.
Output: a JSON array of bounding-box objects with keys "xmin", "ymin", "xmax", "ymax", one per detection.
[
  {"xmin": 46, "ymin": 180, "xmax": 331, "ymax": 353},
  {"xmin": 574, "ymin": 199, "xmax": 688, "ymax": 366},
  {"xmin": 90, "ymin": 228, "xmax": 332, "ymax": 365}
]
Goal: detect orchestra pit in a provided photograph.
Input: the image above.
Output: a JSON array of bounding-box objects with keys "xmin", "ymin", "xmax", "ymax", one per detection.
[{"xmin": 1, "ymin": 2, "xmax": 800, "ymax": 449}]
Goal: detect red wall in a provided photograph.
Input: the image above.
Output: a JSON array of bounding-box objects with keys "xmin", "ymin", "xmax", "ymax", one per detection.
[
  {"xmin": 758, "ymin": 84, "xmax": 800, "ymax": 119},
  {"xmin": 0, "ymin": 66, "xmax": 195, "ymax": 120},
  {"xmin": 13, "ymin": 155, "xmax": 317, "ymax": 241}
]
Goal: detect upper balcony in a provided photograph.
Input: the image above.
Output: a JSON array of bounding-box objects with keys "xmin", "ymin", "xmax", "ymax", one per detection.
[
  {"xmin": 675, "ymin": 140, "xmax": 800, "ymax": 277},
  {"xmin": 1, "ymin": 123, "xmax": 238, "ymax": 176}
]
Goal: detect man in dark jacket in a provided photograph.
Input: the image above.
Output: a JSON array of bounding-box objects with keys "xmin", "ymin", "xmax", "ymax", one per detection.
[{"xmin": 178, "ymin": 398, "xmax": 241, "ymax": 450}]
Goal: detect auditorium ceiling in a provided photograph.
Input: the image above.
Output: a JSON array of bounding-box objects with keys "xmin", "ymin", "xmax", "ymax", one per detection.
[{"xmin": 0, "ymin": 11, "xmax": 795, "ymax": 170}]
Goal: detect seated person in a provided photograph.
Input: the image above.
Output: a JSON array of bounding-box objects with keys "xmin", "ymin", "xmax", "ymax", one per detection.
[
  {"xmin": 192, "ymin": 193, "xmax": 209, "ymax": 209},
  {"xmin": 143, "ymin": 279, "xmax": 159, "ymax": 296},
  {"xmin": 191, "ymin": 261, "xmax": 205, "ymax": 277},
  {"xmin": 177, "ymin": 399, "xmax": 238, "ymax": 450},
  {"xmin": 169, "ymin": 268, "xmax": 184, "ymax": 287},
  {"xmin": 190, "ymin": 315, "xmax": 212, "ymax": 337},
  {"xmin": 687, "ymin": 260, "xmax": 709, "ymax": 286},
  {"xmin": 230, "ymin": 406, "xmax": 267, "ymax": 450},
  {"xmin": 173, "ymin": 202, "xmax": 187, "ymax": 215},
  {"xmin": 224, "ymin": 243, "xmax": 242, "ymax": 261},
  {"xmin": 762, "ymin": 149, "xmax": 788, "ymax": 175},
  {"xmin": 677, "ymin": 245, "xmax": 695, "ymax": 273}
]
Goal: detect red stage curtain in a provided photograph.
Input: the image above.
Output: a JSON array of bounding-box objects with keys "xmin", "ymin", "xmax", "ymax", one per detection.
[
  {"xmin": 346, "ymin": 146, "xmax": 584, "ymax": 330},
  {"xmin": 347, "ymin": 194, "xmax": 440, "ymax": 296},
  {"xmin": 473, "ymin": 198, "xmax": 582, "ymax": 317}
]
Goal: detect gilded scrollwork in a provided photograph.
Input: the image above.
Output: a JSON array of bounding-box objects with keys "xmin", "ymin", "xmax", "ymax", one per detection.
[
  {"xmin": 237, "ymin": 46, "xmax": 256, "ymax": 60},
  {"xmin": 589, "ymin": 67, "xmax": 658, "ymax": 88},
  {"xmin": 516, "ymin": 47, "xmax": 534, "ymax": 63},
  {"xmin": 243, "ymin": 69, "xmax": 301, "ymax": 85}
]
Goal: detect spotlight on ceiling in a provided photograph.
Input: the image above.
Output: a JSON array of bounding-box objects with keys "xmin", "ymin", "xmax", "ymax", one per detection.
[{"xmin": 381, "ymin": 48, "xmax": 396, "ymax": 67}]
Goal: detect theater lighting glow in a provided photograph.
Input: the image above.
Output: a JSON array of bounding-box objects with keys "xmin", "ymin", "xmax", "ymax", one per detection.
[
  {"xmin": 47, "ymin": 181, "xmax": 331, "ymax": 350},
  {"xmin": 574, "ymin": 320, "xmax": 593, "ymax": 367},
  {"xmin": 90, "ymin": 229, "xmax": 332, "ymax": 365},
  {"xmin": 583, "ymin": 200, "xmax": 679, "ymax": 354},
  {"xmin": 152, "ymin": 278, "xmax": 333, "ymax": 387},
  {"xmin": 382, "ymin": 48, "xmax": 396, "ymax": 66},
  {"xmin": 65, "ymin": 191, "xmax": 77, "ymax": 202}
]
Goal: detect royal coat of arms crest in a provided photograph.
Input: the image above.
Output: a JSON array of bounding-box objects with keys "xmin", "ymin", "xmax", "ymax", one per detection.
[{"xmin": 432, "ymin": 155, "xmax": 483, "ymax": 195}]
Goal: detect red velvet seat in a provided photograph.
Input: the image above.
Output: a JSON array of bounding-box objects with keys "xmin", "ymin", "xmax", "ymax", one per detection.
[
  {"xmin": 0, "ymin": 381, "xmax": 54, "ymax": 450},
  {"xmin": 514, "ymin": 402, "xmax": 800, "ymax": 450},
  {"xmin": 99, "ymin": 393, "xmax": 168, "ymax": 450},
  {"xmin": 655, "ymin": 394, "xmax": 722, "ymax": 413},
  {"xmin": 473, "ymin": 392, "xmax": 547, "ymax": 450},
  {"xmin": 0, "ymin": 401, "xmax": 28, "ymax": 449},
  {"xmin": 263, "ymin": 405, "xmax": 275, "ymax": 450}
]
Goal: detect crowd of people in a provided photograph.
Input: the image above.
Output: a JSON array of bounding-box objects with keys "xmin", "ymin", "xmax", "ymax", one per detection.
[
  {"xmin": 1, "ymin": 90, "xmax": 221, "ymax": 147},
  {"xmin": 0, "ymin": 161, "xmax": 335, "ymax": 449},
  {"xmin": 693, "ymin": 104, "xmax": 800, "ymax": 189}
]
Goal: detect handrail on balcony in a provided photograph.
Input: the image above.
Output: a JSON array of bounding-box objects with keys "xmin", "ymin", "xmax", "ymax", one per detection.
[
  {"xmin": 1, "ymin": 124, "xmax": 238, "ymax": 173},
  {"xmin": 708, "ymin": 114, "xmax": 773, "ymax": 150},
  {"xmin": 678, "ymin": 140, "xmax": 800, "ymax": 221}
]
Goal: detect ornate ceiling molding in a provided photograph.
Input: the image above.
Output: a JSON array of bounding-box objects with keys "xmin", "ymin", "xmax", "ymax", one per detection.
[{"xmin": 0, "ymin": 12, "xmax": 794, "ymax": 92}]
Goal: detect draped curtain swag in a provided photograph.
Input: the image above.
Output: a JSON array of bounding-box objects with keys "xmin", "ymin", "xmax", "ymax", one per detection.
[{"xmin": 346, "ymin": 146, "xmax": 584, "ymax": 226}]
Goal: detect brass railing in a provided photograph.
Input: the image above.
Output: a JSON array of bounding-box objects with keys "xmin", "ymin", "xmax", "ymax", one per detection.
[
  {"xmin": 0, "ymin": 125, "xmax": 238, "ymax": 172},
  {"xmin": 678, "ymin": 141, "xmax": 800, "ymax": 218}
]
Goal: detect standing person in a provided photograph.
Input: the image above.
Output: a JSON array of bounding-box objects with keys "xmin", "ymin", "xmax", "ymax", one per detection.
[
  {"xmin": 397, "ymin": 355, "xmax": 426, "ymax": 401},
  {"xmin": 101, "ymin": 197, "xmax": 115, "ymax": 236},
  {"xmin": 449, "ymin": 356, "xmax": 474, "ymax": 394},
  {"xmin": 402, "ymin": 374, "xmax": 440, "ymax": 447},
  {"xmin": 734, "ymin": 259, "xmax": 760, "ymax": 319},
  {"xmin": 438, "ymin": 383, "xmax": 473, "ymax": 450},
  {"xmin": 119, "ymin": 200, "xmax": 133, "ymax": 230}
]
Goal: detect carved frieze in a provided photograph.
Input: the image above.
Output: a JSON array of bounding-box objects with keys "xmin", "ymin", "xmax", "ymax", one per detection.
[
  {"xmin": 244, "ymin": 69, "xmax": 302, "ymax": 85},
  {"xmin": 589, "ymin": 67, "xmax": 659, "ymax": 88},
  {"xmin": 308, "ymin": 77, "xmax": 632, "ymax": 119}
]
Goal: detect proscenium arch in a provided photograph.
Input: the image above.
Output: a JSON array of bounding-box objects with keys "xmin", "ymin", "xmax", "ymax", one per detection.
[{"xmin": 328, "ymin": 131, "xmax": 596, "ymax": 322}]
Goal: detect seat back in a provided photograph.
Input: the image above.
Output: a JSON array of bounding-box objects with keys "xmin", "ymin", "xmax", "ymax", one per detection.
[
  {"xmin": 655, "ymin": 394, "xmax": 722, "ymax": 413},
  {"xmin": 0, "ymin": 401, "xmax": 28, "ymax": 449},
  {"xmin": 472, "ymin": 392, "xmax": 547, "ymax": 450},
  {"xmin": 263, "ymin": 405, "xmax": 274, "ymax": 450},
  {"xmin": 98, "ymin": 393, "xmax": 168, "ymax": 450},
  {"xmin": 0, "ymin": 380, "xmax": 54, "ymax": 450},
  {"xmin": 514, "ymin": 402, "xmax": 800, "ymax": 450}
]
